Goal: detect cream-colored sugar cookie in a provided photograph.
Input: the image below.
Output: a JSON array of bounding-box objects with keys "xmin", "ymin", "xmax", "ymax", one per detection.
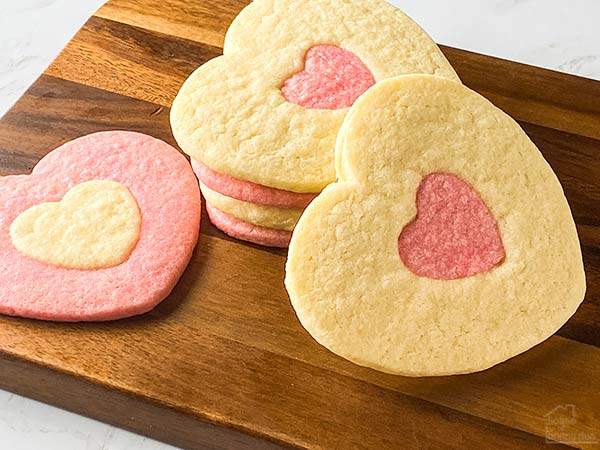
[
  {"xmin": 171, "ymin": 0, "xmax": 459, "ymax": 193},
  {"xmin": 225, "ymin": 0, "xmax": 457, "ymax": 81},
  {"xmin": 172, "ymin": 50, "xmax": 345, "ymax": 193},
  {"xmin": 286, "ymin": 75, "xmax": 586, "ymax": 376}
]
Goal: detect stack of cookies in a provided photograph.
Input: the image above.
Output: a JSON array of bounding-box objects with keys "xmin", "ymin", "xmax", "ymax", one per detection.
[{"xmin": 170, "ymin": 0, "xmax": 459, "ymax": 247}]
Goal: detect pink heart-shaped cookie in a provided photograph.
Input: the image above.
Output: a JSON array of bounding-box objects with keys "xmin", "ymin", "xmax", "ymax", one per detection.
[
  {"xmin": 398, "ymin": 173, "xmax": 505, "ymax": 280},
  {"xmin": 0, "ymin": 131, "xmax": 200, "ymax": 321},
  {"xmin": 281, "ymin": 45, "xmax": 375, "ymax": 110}
]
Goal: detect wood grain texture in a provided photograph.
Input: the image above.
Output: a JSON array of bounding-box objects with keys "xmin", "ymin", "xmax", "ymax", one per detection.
[
  {"xmin": 1, "ymin": 0, "xmax": 600, "ymax": 449},
  {"xmin": 96, "ymin": 0, "xmax": 249, "ymax": 48},
  {"xmin": 0, "ymin": 353, "xmax": 287, "ymax": 450},
  {"xmin": 47, "ymin": 16, "xmax": 219, "ymax": 107}
]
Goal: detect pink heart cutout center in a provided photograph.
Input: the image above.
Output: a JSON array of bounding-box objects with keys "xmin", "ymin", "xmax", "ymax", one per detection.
[
  {"xmin": 398, "ymin": 173, "xmax": 505, "ymax": 280},
  {"xmin": 281, "ymin": 45, "xmax": 376, "ymax": 110}
]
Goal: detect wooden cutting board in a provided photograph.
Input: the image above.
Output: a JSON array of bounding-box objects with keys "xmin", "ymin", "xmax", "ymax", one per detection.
[{"xmin": 0, "ymin": 1, "xmax": 599, "ymax": 449}]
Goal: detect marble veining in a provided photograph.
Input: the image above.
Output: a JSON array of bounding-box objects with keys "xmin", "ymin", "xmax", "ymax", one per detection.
[{"xmin": 0, "ymin": 0, "xmax": 598, "ymax": 449}]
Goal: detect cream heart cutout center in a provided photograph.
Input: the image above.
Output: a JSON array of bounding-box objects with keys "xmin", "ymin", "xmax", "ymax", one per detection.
[
  {"xmin": 281, "ymin": 44, "xmax": 376, "ymax": 110},
  {"xmin": 10, "ymin": 180, "xmax": 141, "ymax": 270},
  {"xmin": 398, "ymin": 173, "xmax": 505, "ymax": 280}
]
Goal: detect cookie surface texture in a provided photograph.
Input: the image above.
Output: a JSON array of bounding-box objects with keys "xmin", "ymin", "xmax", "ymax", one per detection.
[
  {"xmin": 206, "ymin": 203, "xmax": 292, "ymax": 248},
  {"xmin": 200, "ymin": 183, "xmax": 302, "ymax": 231},
  {"xmin": 285, "ymin": 75, "xmax": 586, "ymax": 376},
  {"xmin": 10, "ymin": 180, "xmax": 141, "ymax": 270},
  {"xmin": 171, "ymin": 0, "xmax": 459, "ymax": 193},
  {"xmin": 0, "ymin": 131, "xmax": 201, "ymax": 322}
]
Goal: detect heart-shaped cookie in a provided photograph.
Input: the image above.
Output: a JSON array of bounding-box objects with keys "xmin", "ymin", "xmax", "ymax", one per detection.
[
  {"xmin": 171, "ymin": 0, "xmax": 459, "ymax": 247},
  {"xmin": 286, "ymin": 75, "xmax": 585, "ymax": 376},
  {"xmin": 0, "ymin": 131, "xmax": 200, "ymax": 321},
  {"xmin": 398, "ymin": 173, "xmax": 505, "ymax": 280}
]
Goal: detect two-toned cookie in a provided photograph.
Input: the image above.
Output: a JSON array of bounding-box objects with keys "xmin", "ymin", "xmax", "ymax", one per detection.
[
  {"xmin": 0, "ymin": 131, "xmax": 200, "ymax": 321},
  {"xmin": 171, "ymin": 0, "xmax": 459, "ymax": 247},
  {"xmin": 286, "ymin": 76, "xmax": 586, "ymax": 376}
]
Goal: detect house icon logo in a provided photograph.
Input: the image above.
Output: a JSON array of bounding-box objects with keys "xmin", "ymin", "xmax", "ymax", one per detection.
[
  {"xmin": 544, "ymin": 404, "xmax": 598, "ymax": 445},
  {"xmin": 544, "ymin": 404, "xmax": 577, "ymax": 426}
]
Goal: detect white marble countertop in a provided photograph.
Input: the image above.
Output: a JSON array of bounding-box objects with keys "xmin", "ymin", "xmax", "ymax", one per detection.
[{"xmin": 0, "ymin": 0, "xmax": 598, "ymax": 449}]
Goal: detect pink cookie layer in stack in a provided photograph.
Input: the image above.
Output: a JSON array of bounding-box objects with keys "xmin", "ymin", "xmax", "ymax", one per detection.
[{"xmin": 192, "ymin": 161, "xmax": 317, "ymax": 248}]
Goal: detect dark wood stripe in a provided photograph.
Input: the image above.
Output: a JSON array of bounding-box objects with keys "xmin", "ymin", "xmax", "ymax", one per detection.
[
  {"xmin": 0, "ymin": 74, "xmax": 175, "ymax": 176},
  {"xmin": 522, "ymin": 123, "xmax": 600, "ymax": 225},
  {"xmin": 46, "ymin": 16, "xmax": 221, "ymax": 107}
]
